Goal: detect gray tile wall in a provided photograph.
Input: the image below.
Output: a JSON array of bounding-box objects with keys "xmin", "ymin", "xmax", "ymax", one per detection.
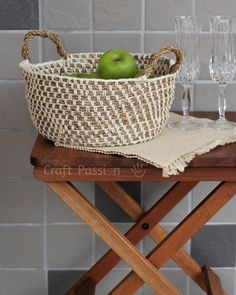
[{"xmin": 0, "ymin": 0, "xmax": 236, "ymax": 294}]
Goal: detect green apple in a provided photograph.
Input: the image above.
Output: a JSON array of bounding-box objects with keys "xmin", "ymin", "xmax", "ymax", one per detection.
[
  {"xmin": 64, "ymin": 72, "xmax": 100, "ymax": 79},
  {"xmin": 97, "ymin": 49, "xmax": 138, "ymax": 79}
]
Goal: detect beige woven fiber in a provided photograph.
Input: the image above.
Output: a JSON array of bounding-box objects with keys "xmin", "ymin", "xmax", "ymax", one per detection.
[{"xmin": 20, "ymin": 30, "xmax": 183, "ymax": 148}]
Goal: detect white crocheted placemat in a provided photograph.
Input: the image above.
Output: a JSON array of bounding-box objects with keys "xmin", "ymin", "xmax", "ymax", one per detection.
[{"xmin": 59, "ymin": 113, "xmax": 236, "ymax": 177}]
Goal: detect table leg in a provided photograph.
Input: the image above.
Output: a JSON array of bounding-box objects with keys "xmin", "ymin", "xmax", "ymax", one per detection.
[
  {"xmin": 74, "ymin": 278, "xmax": 95, "ymax": 295},
  {"xmin": 65, "ymin": 181, "xmax": 195, "ymax": 295},
  {"xmin": 110, "ymin": 181, "xmax": 236, "ymax": 294},
  {"xmin": 97, "ymin": 181, "xmax": 227, "ymax": 295},
  {"xmin": 47, "ymin": 181, "xmax": 182, "ymax": 295},
  {"xmin": 202, "ymin": 265, "xmax": 224, "ymax": 295}
]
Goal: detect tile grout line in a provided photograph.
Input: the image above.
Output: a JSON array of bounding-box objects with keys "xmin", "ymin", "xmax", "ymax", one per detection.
[
  {"xmin": 192, "ymin": 0, "xmax": 197, "ymax": 16},
  {"xmin": 90, "ymin": 0, "xmax": 94, "ymax": 51},
  {"xmin": 90, "ymin": 0, "xmax": 95, "ymax": 269},
  {"xmin": 140, "ymin": 2, "xmax": 145, "ymax": 284},
  {"xmin": 192, "ymin": 0, "xmax": 196, "ymax": 113},
  {"xmin": 43, "ymin": 183, "xmax": 48, "ymax": 294},
  {"xmin": 34, "ymin": 0, "xmax": 46, "ymax": 280},
  {"xmin": 234, "ymin": 251, "xmax": 236, "ymax": 295},
  {"xmin": 0, "ymin": 128, "xmax": 36, "ymax": 132},
  {"xmin": 140, "ymin": 0, "xmax": 145, "ymax": 53},
  {"xmin": 186, "ymin": 276, "xmax": 190, "ymax": 295},
  {"xmin": 0, "ymin": 268, "xmax": 44, "ymax": 271},
  {"xmin": 1, "ymin": 266, "xmax": 234, "ymax": 271},
  {"xmin": 1, "ymin": 221, "xmax": 236, "ymax": 226},
  {"xmin": 0, "ymin": 29, "xmax": 212, "ymax": 34},
  {"xmin": 0, "ymin": 176, "xmax": 34, "ymax": 180},
  {"xmin": 0, "ymin": 80, "xmax": 25, "ymax": 83},
  {"xmin": 193, "ymin": 83, "xmax": 196, "ymax": 115},
  {"xmin": 38, "ymin": 0, "xmax": 43, "ymax": 63},
  {"xmin": 0, "ymin": 223, "xmax": 43, "ymax": 227}
]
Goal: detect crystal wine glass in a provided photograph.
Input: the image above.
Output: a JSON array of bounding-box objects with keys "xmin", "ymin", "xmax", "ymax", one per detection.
[
  {"xmin": 169, "ymin": 16, "xmax": 201, "ymax": 130},
  {"xmin": 206, "ymin": 16, "xmax": 236, "ymax": 130}
]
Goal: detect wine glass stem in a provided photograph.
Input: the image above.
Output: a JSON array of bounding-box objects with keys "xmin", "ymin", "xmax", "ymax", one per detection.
[
  {"xmin": 182, "ymin": 84, "xmax": 191, "ymax": 119},
  {"xmin": 218, "ymin": 83, "xmax": 227, "ymax": 121}
]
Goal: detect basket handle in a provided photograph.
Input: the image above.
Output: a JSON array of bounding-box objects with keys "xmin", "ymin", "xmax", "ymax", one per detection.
[
  {"xmin": 145, "ymin": 46, "xmax": 183, "ymax": 78},
  {"xmin": 21, "ymin": 30, "xmax": 68, "ymax": 62}
]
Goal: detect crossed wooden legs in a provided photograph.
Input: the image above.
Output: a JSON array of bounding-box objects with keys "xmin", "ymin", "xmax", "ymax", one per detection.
[{"xmin": 47, "ymin": 181, "xmax": 236, "ymax": 295}]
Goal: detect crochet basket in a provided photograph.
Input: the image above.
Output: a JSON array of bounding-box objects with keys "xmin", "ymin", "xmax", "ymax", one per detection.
[{"xmin": 20, "ymin": 30, "xmax": 183, "ymax": 148}]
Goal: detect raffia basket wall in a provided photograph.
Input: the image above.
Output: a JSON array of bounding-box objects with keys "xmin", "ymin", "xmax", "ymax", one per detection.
[{"xmin": 20, "ymin": 30, "xmax": 183, "ymax": 148}]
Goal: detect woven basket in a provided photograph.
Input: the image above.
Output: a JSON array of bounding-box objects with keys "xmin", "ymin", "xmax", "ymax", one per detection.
[{"xmin": 20, "ymin": 30, "xmax": 183, "ymax": 148}]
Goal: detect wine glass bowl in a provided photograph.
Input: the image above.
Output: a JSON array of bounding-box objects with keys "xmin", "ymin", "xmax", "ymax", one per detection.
[
  {"xmin": 209, "ymin": 60, "xmax": 235, "ymax": 84},
  {"xmin": 177, "ymin": 59, "xmax": 200, "ymax": 84}
]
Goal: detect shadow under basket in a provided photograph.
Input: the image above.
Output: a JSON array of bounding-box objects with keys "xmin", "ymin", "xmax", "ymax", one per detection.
[{"xmin": 20, "ymin": 30, "xmax": 183, "ymax": 148}]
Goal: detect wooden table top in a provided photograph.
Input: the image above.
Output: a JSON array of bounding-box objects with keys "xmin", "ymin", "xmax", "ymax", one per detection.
[{"xmin": 31, "ymin": 112, "xmax": 236, "ymax": 169}]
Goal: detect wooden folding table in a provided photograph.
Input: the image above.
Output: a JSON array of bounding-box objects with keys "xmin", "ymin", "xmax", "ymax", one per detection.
[{"xmin": 31, "ymin": 112, "xmax": 236, "ymax": 295}]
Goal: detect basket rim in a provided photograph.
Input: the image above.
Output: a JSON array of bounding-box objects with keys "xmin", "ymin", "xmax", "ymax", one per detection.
[{"xmin": 19, "ymin": 52, "xmax": 176, "ymax": 83}]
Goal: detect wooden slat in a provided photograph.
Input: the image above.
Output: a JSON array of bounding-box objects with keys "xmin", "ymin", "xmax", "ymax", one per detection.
[
  {"xmin": 65, "ymin": 181, "xmax": 195, "ymax": 295},
  {"xmin": 47, "ymin": 181, "xmax": 182, "ymax": 295},
  {"xmin": 202, "ymin": 265, "xmax": 224, "ymax": 295},
  {"xmin": 75, "ymin": 278, "xmax": 95, "ymax": 295},
  {"xmin": 97, "ymin": 182, "xmax": 228, "ymax": 295},
  {"xmin": 110, "ymin": 181, "xmax": 236, "ymax": 294}
]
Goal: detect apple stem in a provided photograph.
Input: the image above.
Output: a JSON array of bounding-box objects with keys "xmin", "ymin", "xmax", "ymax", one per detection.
[{"xmin": 112, "ymin": 58, "xmax": 121, "ymax": 62}]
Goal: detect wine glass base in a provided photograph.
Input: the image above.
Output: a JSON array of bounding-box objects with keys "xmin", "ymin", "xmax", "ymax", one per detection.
[
  {"xmin": 204, "ymin": 119, "xmax": 236, "ymax": 131},
  {"xmin": 168, "ymin": 118, "xmax": 202, "ymax": 131}
]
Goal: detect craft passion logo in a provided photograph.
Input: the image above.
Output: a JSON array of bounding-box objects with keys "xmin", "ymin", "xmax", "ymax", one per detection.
[
  {"xmin": 44, "ymin": 163, "xmax": 146, "ymax": 178},
  {"xmin": 44, "ymin": 165, "xmax": 120, "ymax": 177},
  {"xmin": 131, "ymin": 163, "xmax": 146, "ymax": 178}
]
